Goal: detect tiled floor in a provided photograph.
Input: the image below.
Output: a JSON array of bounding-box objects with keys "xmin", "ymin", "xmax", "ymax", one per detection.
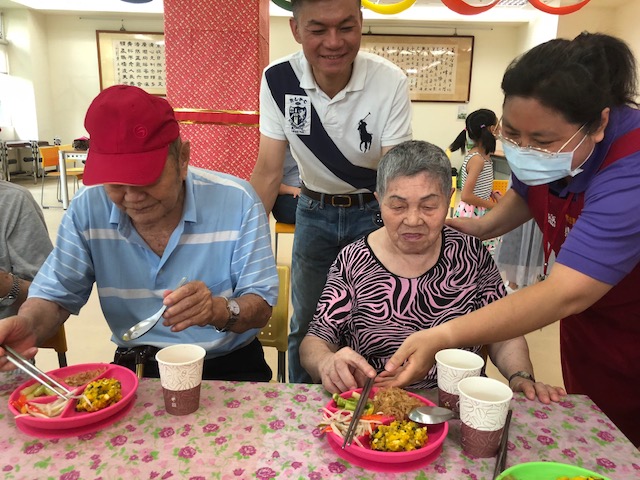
[{"xmin": 16, "ymin": 174, "xmax": 564, "ymax": 390}]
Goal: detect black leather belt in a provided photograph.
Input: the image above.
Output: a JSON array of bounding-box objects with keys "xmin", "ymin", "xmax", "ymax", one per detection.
[{"xmin": 301, "ymin": 185, "xmax": 375, "ymax": 208}]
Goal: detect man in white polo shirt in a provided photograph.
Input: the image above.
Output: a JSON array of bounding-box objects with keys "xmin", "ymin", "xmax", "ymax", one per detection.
[{"xmin": 250, "ymin": 0, "xmax": 412, "ymax": 383}]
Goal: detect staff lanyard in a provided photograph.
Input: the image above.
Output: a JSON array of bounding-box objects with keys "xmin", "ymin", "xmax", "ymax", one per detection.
[{"xmin": 541, "ymin": 191, "xmax": 575, "ymax": 280}]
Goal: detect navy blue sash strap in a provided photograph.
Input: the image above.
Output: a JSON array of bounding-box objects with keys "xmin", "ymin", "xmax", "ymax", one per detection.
[{"xmin": 265, "ymin": 61, "xmax": 377, "ymax": 192}]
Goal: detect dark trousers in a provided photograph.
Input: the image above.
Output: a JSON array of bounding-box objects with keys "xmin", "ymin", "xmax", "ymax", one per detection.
[
  {"xmin": 113, "ymin": 338, "xmax": 272, "ymax": 382},
  {"xmin": 272, "ymin": 194, "xmax": 298, "ymax": 225}
]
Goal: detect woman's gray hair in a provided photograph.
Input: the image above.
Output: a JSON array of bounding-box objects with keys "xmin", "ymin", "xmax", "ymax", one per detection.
[{"xmin": 376, "ymin": 140, "xmax": 452, "ymax": 199}]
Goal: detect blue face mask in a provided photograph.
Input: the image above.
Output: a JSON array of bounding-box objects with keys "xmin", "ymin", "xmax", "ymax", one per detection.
[{"xmin": 500, "ymin": 127, "xmax": 590, "ymax": 186}]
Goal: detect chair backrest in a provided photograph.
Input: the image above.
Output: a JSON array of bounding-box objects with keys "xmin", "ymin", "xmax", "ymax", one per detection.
[
  {"xmin": 259, "ymin": 265, "xmax": 290, "ymax": 353},
  {"xmin": 39, "ymin": 145, "xmax": 60, "ymax": 169},
  {"xmin": 40, "ymin": 325, "xmax": 68, "ymax": 368}
]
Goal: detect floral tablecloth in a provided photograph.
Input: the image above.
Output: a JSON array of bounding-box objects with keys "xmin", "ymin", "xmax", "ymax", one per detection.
[{"xmin": 1, "ymin": 372, "xmax": 639, "ymax": 480}]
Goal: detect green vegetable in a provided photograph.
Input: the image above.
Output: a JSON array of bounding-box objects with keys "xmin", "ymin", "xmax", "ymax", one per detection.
[{"xmin": 332, "ymin": 392, "xmax": 374, "ymax": 414}]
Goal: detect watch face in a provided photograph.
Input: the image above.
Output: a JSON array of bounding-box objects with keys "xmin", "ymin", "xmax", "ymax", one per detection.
[{"xmin": 228, "ymin": 299, "xmax": 240, "ymax": 317}]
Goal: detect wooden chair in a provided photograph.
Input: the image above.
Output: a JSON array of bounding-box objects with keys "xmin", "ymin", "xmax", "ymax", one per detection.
[
  {"xmin": 39, "ymin": 145, "xmax": 84, "ymax": 209},
  {"xmin": 40, "ymin": 325, "xmax": 68, "ymax": 368},
  {"xmin": 259, "ymin": 265, "xmax": 290, "ymax": 383},
  {"xmin": 274, "ymin": 222, "xmax": 295, "ymax": 261}
]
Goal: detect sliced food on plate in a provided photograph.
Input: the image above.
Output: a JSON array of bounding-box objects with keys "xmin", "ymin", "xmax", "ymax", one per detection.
[{"xmin": 320, "ymin": 386, "xmax": 431, "ymax": 452}]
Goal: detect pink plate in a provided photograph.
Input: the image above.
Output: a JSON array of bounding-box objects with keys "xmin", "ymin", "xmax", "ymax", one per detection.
[
  {"xmin": 8, "ymin": 363, "xmax": 138, "ymax": 431},
  {"xmin": 16, "ymin": 394, "xmax": 136, "ymax": 439},
  {"xmin": 327, "ymin": 432, "xmax": 443, "ymax": 473},
  {"xmin": 324, "ymin": 387, "xmax": 448, "ymax": 465}
]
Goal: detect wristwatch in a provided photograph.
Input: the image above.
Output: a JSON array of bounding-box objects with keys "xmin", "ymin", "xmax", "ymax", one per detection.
[
  {"xmin": 0, "ymin": 273, "xmax": 21, "ymax": 307},
  {"xmin": 216, "ymin": 297, "xmax": 240, "ymax": 332},
  {"xmin": 508, "ymin": 371, "xmax": 536, "ymax": 384}
]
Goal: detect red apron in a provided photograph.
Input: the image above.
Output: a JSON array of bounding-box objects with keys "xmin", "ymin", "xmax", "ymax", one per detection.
[{"xmin": 527, "ymin": 128, "xmax": 640, "ymax": 446}]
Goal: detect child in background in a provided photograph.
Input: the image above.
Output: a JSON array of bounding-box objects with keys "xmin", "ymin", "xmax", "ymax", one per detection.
[{"xmin": 450, "ymin": 108, "xmax": 501, "ymax": 255}]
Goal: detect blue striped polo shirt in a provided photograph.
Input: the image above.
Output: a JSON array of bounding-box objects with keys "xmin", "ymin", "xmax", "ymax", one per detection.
[{"xmin": 30, "ymin": 167, "xmax": 278, "ymax": 357}]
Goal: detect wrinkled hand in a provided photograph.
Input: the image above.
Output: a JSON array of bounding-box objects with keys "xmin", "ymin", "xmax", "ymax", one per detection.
[
  {"xmin": 0, "ymin": 316, "xmax": 39, "ymax": 371},
  {"xmin": 318, "ymin": 347, "xmax": 376, "ymax": 394},
  {"xmin": 161, "ymin": 280, "xmax": 217, "ymax": 332},
  {"xmin": 511, "ymin": 378, "xmax": 566, "ymax": 404},
  {"xmin": 385, "ymin": 330, "xmax": 437, "ymax": 387}
]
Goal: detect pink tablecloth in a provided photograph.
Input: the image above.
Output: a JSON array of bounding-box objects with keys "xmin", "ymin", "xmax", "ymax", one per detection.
[{"xmin": 1, "ymin": 372, "xmax": 638, "ymax": 479}]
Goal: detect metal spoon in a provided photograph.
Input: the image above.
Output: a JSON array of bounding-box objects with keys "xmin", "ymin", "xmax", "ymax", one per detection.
[
  {"xmin": 121, "ymin": 277, "xmax": 188, "ymax": 341},
  {"xmin": 408, "ymin": 405, "xmax": 455, "ymax": 425}
]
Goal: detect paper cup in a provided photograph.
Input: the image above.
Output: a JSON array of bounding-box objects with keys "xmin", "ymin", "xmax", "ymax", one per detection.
[
  {"xmin": 435, "ymin": 348, "xmax": 485, "ymax": 415},
  {"xmin": 156, "ymin": 344, "xmax": 206, "ymax": 416},
  {"xmin": 458, "ymin": 376, "xmax": 513, "ymax": 457}
]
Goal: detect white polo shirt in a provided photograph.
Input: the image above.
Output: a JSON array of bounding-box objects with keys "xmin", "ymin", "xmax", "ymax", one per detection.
[{"xmin": 260, "ymin": 50, "xmax": 413, "ymax": 194}]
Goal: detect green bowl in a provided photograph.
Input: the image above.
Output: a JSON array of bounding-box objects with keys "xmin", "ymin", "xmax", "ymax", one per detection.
[{"xmin": 497, "ymin": 461, "xmax": 611, "ymax": 480}]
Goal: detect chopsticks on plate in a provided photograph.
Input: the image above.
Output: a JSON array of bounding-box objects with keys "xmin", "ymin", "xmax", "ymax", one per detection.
[
  {"xmin": 342, "ymin": 376, "xmax": 375, "ymax": 449},
  {"xmin": 492, "ymin": 408, "xmax": 513, "ymax": 480},
  {"xmin": 1, "ymin": 343, "xmax": 76, "ymax": 401}
]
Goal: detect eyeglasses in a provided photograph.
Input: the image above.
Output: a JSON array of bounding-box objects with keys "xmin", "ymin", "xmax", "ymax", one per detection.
[{"xmin": 496, "ymin": 118, "xmax": 587, "ymax": 157}]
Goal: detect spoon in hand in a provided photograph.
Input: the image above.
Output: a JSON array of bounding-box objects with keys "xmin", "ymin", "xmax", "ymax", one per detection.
[
  {"xmin": 408, "ymin": 405, "xmax": 455, "ymax": 425},
  {"xmin": 121, "ymin": 277, "xmax": 188, "ymax": 342}
]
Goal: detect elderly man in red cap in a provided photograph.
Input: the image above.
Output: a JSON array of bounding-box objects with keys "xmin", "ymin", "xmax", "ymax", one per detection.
[{"xmin": 0, "ymin": 85, "xmax": 278, "ymax": 381}]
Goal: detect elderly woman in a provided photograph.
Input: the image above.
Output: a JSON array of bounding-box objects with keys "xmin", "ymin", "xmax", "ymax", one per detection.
[{"xmin": 300, "ymin": 140, "xmax": 564, "ymax": 404}]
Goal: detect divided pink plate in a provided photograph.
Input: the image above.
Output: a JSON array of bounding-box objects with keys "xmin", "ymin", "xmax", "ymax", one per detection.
[
  {"xmin": 15, "ymin": 394, "xmax": 136, "ymax": 439},
  {"xmin": 8, "ymin": 363, "xmax": 138, "ymax": 431},
  {"xmin": 324, "ymin": 387, "xmax": 448, "ymax": 466}
]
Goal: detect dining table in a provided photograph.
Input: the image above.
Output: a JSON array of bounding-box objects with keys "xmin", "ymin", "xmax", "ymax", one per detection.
[{"xmin": 1, "ymin": 370, "xmax": 639, "ymax": 480}]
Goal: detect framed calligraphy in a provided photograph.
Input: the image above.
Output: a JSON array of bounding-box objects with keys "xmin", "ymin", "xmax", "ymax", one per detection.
[
  {"xmin": 96, "ymin": 31, "xmax": 166, "ymax": 95},
  {"xmin": 360, "ymin": 34, "xmax": 474, "ymax": 102}
]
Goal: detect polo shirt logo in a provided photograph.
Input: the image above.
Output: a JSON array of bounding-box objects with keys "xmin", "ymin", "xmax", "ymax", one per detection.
[
  {"xmin": 285, "ymin": 95, "xmax": 310, "ymax": 135},
  {"xmin": 358, "ymin": 113, "xmax": 373, "ymax": 152}
]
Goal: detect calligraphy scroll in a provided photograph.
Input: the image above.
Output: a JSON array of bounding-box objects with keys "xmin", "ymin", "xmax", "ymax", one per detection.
[
  {"xmin": 97, "ymin": 31, "xmax": 166, "ymax": 95},
  {"xmin": 360, "ymin": 34, "xmax": 473, "ymax": 102}
]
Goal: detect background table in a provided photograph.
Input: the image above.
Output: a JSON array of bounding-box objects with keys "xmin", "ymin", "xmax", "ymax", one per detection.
[
  {"xmin": 58, "ymin": 149, "xmax": 87, "ymax": 209},
  {"xmin": 1, "ymin": 371, "xmax": 638, "ymax": 479}
]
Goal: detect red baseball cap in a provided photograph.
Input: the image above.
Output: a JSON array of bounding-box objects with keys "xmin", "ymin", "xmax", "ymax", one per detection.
[{"xmin": 83, "ymin": 85, "xmax": 180, "ymax": 186}]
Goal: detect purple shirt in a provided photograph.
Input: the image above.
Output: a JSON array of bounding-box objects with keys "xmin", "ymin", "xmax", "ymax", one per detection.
[{"xmin": 306, "ymin": 227, "xmax": 505, "ymax": 390}]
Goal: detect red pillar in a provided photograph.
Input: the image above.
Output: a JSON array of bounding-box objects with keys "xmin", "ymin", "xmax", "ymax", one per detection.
[{"xmin": 164, "ymin": 0, "xmax": 269, "ymax": 179}]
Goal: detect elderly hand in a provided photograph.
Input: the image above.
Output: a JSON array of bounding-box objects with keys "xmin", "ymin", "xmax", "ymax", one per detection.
[
  {"xmin": 511, "ymin": 377, "xmax": 567, "ymax": 404},
  {"xmin": 161, "ymin": 280, "xmax": 220, "ymax": 332},
  {"xmin": 317, "ymin": 347, "xmax": 376, "ymax": 394}
]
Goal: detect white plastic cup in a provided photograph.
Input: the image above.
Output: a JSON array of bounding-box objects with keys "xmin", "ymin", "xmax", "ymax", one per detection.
[
  {"xmin": 435, "ymin": 348, "xmax": 485, "ymax": 415},
  {"xmin": 156, "ymin": 344, "xmax": 205, "ymax": 415},
  {"xmin": 458, "ymin": 376, "xmax": 513, "ymax": 457}
]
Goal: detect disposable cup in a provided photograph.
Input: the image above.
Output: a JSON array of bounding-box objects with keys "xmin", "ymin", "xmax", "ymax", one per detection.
[
  {"xmin": 435, "ymin": 348, "xmax": 485, "ymax": 415},
  {"xmin": 458, "ymin": 376, "xmax": 513, "ymax": 457},
  {"xmin": 156, "ymin": 344, "xmax": 205, "ymax": 416}
]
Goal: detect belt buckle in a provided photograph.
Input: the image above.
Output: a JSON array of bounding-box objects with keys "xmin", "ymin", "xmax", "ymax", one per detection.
[{"xmin": 331, "ymin": 195, "xmax": 352, "ymax": 207}]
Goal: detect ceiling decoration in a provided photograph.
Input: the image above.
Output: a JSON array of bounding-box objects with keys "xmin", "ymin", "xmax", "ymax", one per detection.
[
  {"xmin": 270, "ymin": 0, "xmax": 592, "ymax": 16},
  {"xmin": 362, "ymin": 0, "xmax": 417, "ymax": 14}
]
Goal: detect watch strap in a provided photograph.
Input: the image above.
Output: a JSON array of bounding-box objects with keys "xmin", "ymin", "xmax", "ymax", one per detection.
[
  {"xmin": 508, "ymin": 371, "xmax": 536, "ymax": 384},
  {"xmin": 0, "ymin": 273, "xmax": 21, "ymax": 307}
]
